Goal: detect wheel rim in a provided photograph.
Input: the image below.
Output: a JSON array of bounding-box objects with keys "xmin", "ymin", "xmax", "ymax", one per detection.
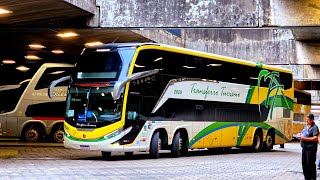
[
  {"xmin": 254, "ymin": 135, "xmax": 260, "ymax": 150},
  {"xmin": 266, "ymin": 135, "xmax": 272, "ymax": 147},
  {"xmin": 179, "ymin": 137, "xmax": 182, "ymax": 151},
  {"xmin": 26, "ymin": 129, "xmax": 39, "ymax": 142},
  {"xmin": 53, "ymin": 130, "xmax": 64, "ymax": 143},
  {"xmin": 158, "ymin": 138, "xmax": 161, "ymax": 152}
]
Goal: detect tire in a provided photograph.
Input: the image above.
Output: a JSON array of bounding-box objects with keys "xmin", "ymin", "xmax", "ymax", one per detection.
[
  {"xmin": 22, "ymin": 124, "xmax": 44, "ymax": 142},
  {"xmin": 51, "ymin": 124, "xmax": 64, "ymax": 143},
  {"xmin": 171, "ymin": 131, "xmax": 189, "ymax": 157},
  {"xmin": 264, "ymin": 132, "xmax": 273, "ymax": 152},
  {"xmin": 149, "ymin": 131, "xmax": 160, "ymax": 159},
  {"xmin": 101, "ymin": 151, "xmax": 111, "ymax": 160},
  {"xmin": 125, "ymin": 152, "xmax": 134, "ymax": 157},
  {"xmin": 208, "ymin": 148, "xmax": 224, "ymax": 154},
  {"xmin": 251, "ymin": 131, "xmax": 262, "ymax": 152}
]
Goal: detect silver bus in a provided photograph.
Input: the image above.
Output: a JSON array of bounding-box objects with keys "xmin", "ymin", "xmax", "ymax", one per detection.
[{"xmin": 0, "ymin": 63, "xmax": 73, "ymax": 143}]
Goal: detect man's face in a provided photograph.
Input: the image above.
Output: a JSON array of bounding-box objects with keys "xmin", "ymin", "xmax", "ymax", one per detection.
[{"xmin": 306, "ymin": 117, "xmax": 314, "ymax": 125}]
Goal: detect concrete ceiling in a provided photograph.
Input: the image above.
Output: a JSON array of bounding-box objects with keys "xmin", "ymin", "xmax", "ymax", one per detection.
[
  {"xmin": 0, "ymin": 0, "xmax": 95, "ymax": 27},
  {"xmin": 0, "ymin": 29, "xmax": 151, "ymax": 65}
]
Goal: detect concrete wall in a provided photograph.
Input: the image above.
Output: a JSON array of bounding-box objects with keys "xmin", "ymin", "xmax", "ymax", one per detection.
[
  {"xmin": 95, "ymin": 0, "xmax": 320, "ymax": 27},
  {"xmin": 136, "ymin": 29, "xmax": 320, "ymax": 81},
  {"xmin": 183, "ymin": 29, "xmax": 294, "ymax": 64},
  {"xmin": 271, "ymin": 0, "xmax": 320, "ymax": 26},
  {"xmin": 98, "ymin": 0, "xmax": 259, "ymax": 27}
]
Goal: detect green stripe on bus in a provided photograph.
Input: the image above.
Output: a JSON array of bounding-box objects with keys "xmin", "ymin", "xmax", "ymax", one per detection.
[
  {"xmin": 245, "ymin": 86, "xmax": 254, "ymax": 104},
  {"xmin": 236, "ymin": 125, "xmax": 251, "ymax": 146},
  {"xmin": 189, "ymin": 122, "xmax": 290, "ymax": 147},
  {"xmin": 64, "ymin": 133, "xmax": 107, "ymax": 142}
]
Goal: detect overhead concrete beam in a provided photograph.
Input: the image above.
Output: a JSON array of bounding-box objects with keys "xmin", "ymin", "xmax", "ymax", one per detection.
[
  {"xmin": 64, "ymin": 0, "xmax": 99, "ymax": 27},
  {"xmin": 64, "ymin": 0, "xmax": 97, "ymax": 14},
  {"xmin": 132, "ymin": 30, "xmax": 184, "ymax": 47}
]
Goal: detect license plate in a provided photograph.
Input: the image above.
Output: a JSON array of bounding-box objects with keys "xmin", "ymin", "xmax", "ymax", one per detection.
[{"xmin": 80, "ymin": 145, "xmax": 90, "ymax": 149}]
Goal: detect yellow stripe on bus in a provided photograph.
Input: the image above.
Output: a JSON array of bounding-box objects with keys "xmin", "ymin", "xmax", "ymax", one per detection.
[{"xmin": 64, "ymin": 120, "xmax": 123, "ymax": 140}]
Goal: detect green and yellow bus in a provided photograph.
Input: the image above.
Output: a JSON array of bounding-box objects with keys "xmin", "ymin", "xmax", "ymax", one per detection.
[
  {"xmin": 51, "ymin": 43, "xmax": 294, "ymax": 159},
  {"xmin": 292, "ymin": 89, "xmax": 311, "ymax": 139}
]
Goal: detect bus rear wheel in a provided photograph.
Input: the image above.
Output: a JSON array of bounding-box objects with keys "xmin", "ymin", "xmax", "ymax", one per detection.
[
  {"xmin": 51, "ymin": 124, "xmax": 64, "ymax": 143},
  {"xmin": 251, "ymin": 131, "xmax": 262, "ymax": 152},
  {"xmin": 264, "ymin": 132, "xmax": 273, "ymax": 152},
  {"xmin": 149, "ymin": 131, "xmax": 160, "ymax": 159},
  {"xmin": 22, "ymin": 124, "xmax": 44, "ymax": 142},
  {"xmin": 171, "ymin": 131, "xmax": 189, "ymax": 157}
]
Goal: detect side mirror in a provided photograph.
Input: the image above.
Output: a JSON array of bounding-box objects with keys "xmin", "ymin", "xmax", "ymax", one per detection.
[
  {"xmin": 112, "ymin": 69, "xmax": 159, "ymax": 100},
  {"xmin": 48, "ymin": 76, "xmax": 71, "ymax": 98}
]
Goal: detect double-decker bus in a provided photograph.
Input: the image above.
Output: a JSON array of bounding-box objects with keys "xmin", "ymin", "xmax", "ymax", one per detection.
[
  {"xmin": 51, "ymin": 43, "xmax": 294, "ymax": 158},
  {"xmin": 292, "ymin": 89, "xmax": 311, "ymax": 139},
  {"xmin": 0, "ymin": 63, "xmax": 73, "ymax": 143}
]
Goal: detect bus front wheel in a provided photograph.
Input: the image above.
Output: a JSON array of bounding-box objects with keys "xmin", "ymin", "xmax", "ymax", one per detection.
[
  {"xmin": 149, "ymin": 131, "xmax": 160, "ymax": 159},
  {"xmin": 22, "ymin": 124, "xmax": 44, "ymax": 142},
  {"xmin": 101, "ymin": 151, "xmax": 111, "ymax": 160}
]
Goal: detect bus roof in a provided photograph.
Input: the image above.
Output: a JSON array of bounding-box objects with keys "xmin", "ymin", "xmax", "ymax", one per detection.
[{"xmin": 89, "ymin": 43, "xmax": 292, "ymax": 74}]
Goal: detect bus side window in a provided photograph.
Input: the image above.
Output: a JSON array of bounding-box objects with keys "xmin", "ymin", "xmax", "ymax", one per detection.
[{"xmin": 35, "ymin": 67, "xmax": 71, "ymax": 90}]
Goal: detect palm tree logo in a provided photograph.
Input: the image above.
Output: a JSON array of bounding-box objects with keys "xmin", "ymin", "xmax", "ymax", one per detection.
[{"xmin": 257, "ymin": 70, "xmax": 290, "ymax": 119}]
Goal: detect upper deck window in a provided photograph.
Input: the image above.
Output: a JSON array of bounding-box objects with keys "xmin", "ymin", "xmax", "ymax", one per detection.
[{"xmin": 75, "ymin": 48, "xmax": 135, "ymax": 81}]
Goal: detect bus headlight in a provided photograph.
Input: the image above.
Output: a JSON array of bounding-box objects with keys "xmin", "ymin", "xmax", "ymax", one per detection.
[{"xmin": 104, "ymin": 129, "xmax": 121, "ymax": 139}]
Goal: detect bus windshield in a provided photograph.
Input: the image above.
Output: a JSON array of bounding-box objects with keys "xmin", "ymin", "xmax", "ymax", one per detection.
[{"xmin": 66, "ymin": 86, "xmax": 123, "ymax": 127}]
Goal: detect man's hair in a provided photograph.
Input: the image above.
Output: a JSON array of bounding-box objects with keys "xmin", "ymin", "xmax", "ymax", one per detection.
[{"xmin": 307, "ymin": 113, "xmax": 315, "ymax": 120}]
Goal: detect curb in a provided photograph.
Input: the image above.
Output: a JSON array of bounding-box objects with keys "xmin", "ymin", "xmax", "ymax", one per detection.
[{"xmin": 0, "ymin": 150, "xmax": 18, "ymax": 158}]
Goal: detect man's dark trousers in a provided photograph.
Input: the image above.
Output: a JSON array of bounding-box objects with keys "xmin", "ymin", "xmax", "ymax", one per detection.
[{"xmin": 302, "ymin": 147, "xmax": 317, "ymax": 180}]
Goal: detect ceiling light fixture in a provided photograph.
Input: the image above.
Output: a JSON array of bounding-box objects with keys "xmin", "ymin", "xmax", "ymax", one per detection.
[
  {"xmin": 183, "ymin": 66, "xmax": 196, "ymax": 69},
  {"xmin": 25, "ymin": 55, "xmax": 41, "ymax": 60},
  {"xmin": 29, "ymin": 44, "xmax": 46, "ymax": 49},
  {"xmin": 51, "ymin": 50, "xmax": 64, "ymax": 54},
  {"xmin": 85, "ymin": 41, "xmax": 103, "ymax": 47},
  {"xmin": 56, "ymin": 32, "xmax": 79, "ymax": 38},
  {"xmin": 16, "ymin": 66, "xmax": 30, "ymax": 71},
  {"xmin": 0, "ymin": 8, "xmax": 12, "ymax": 15},
  {"xmin": 207, "ymin": 64, "xmax": 222, "ymax": 67},
  {"xmin": 2, "ymin": 59, "xmax": 16, "ymax": 64}
]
